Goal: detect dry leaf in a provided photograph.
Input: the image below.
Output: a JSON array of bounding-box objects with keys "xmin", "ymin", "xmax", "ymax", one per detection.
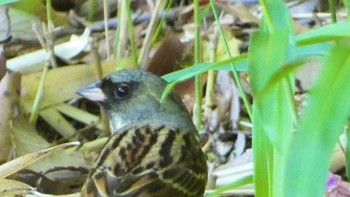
[{"xmin": 0, "ymin": 71, "xmax": 20, "ymax": 164}]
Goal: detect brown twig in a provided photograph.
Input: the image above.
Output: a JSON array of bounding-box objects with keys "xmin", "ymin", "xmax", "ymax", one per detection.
[{"xmin": 90, "ymin": 37, "xmax": 111, "ymax": 136}]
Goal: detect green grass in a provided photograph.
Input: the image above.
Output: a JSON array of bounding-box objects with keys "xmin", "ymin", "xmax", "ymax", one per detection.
[
  {"xmin": 19, "ymin": 0, "xmax": 350, "ymax": 196},
  {"xmin": 163, "ymin": 0, "xmax": 350, "ymax": 196},
  {"xmin": 61, "ymin": 0, "xmax": 350, "ymax": 196}
]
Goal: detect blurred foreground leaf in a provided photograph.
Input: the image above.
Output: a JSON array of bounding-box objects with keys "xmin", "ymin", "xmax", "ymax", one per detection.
[{"xmin": 284, "ymin": 43, "xmax": 350, "ymax": 197}]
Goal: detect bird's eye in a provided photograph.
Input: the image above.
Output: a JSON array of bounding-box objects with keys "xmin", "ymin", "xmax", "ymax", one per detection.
[{"xmin": 114, "ymin": 83, "xmax": 131, "ymax": 99}]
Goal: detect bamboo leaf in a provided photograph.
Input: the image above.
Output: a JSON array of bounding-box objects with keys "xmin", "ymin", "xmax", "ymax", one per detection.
[
  {"xmin": 284, "ymin": 43, "xmax": 350, "ymax": 197},
  {"xmin": 296, "ymin": 21, "xmax": 350, "ymax": 45}
]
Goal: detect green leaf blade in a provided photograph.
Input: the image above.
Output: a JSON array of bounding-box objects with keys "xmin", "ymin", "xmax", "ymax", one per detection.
[{"xmin": 284, "ymin": 43, "xmax": 350, "ymax": 197}]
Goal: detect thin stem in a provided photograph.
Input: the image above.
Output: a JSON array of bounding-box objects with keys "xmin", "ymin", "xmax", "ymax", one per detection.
[
  {"xmin": 204, "ymin": 28, "xmax": 219, "ymax": 115},
  {"xmin": 30, "ymin": 0, "xmax": 56, "ymax": 122},
  {"xmin": 193, "ymin": 0, "xmax": 202, "ymax": 130},
  {"xmin": 88, "ymin": 0, "xmax": 96, "ymax": 21},
  {"xmin": 345, "ymin": 121, "xmax": 350, "ymax": 180},
  {"xmin": 90, "ymin": 38, "xmax": 111, "ymax": 135},
  {"xmin": 209, "ymin": 0, "xmax": 252, "ymax": 119},
  {"xmin": 329, "ymin": 0, "xmax": 337, "ymax": 23},
  {"xmin": 103, "ymin": 0, "xmax": 110, "ymax": 59},
  {"xmin": 138, "ymin": 0, "xmax": 167, "ymax": 68},
  {"xmin": 342, "ymin": 0, "xmax": 350, "ymax": 20},
  {"xmin": 125, "ymin": 0, "xmax": 138, "ymax": 64},
  {"xmin": 259, "ymin": 0, "xmax": 274, "ymax": 33},
  {"xmin": 113, "ymin": 0, "xmax": 123, "ymax": 59},
  {"xmin": 46, "ymin": 0, "xmax": 52, "ymax": 28},
  {"xmin": 151, "ymin": 0, "xmax": 173, "ymax": 45}
]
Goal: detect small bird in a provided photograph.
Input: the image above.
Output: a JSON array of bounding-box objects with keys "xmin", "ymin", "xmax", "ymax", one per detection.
[{"xmin": 77, "ymin": 69, "xmax": 207, "ymax": 197}]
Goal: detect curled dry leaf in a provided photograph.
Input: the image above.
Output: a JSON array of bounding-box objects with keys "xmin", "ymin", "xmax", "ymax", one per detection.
[
  {"xmin": 20, "ymin": 58, "xmax": 130, "ymax": 112},
  {"xmin": 145, "ymin": 37, "xmax": 206, "ymax": 111},
  {"xmin": 146, "ymin": 37, "xmax": 185, "ymax": 75},
  {"xmin": 206, "ymin": 71, "xmax": 242, "ymax": 158},
  {"xmin": 0, "ymin": 71, "xmax": 21, "ymax": 164},
  {"xmin": 10, "ymin": 118, "xmax": 89, "ymax": 176},
  {"xmin": 206, "ymin": 71, "xmax": 237, "ymax": 131},
  {"xmin": 0, "ymin": 179, "xmax": 36, "ymax": 196},
  {"xmin": 11, "ymin": 169, "xmax": 78, "ymax": 195},
  {"xmin": 330, "ymin": 133, "xmax": 346, "ymax": 172},
  {"xmin": 0, "ymin": 139, "xmax": 80, "ymax": 179},
  {"xmin": 0, "ymin": 178, "xmax": 81, "ymax": 196},
  {"xmin": 213, "ymin": 149, "xmax": 253, "ymax": 189},
  {"xmin": 0, "ymin": 45, "xmax": 6, "ymax": 80},
  {"xmin": 216, "ymin": 2, "xmax": 260, "ymax": 25},
  {"xmin": 0, "ymin": 6, "xmax": 11, "ymax": 43},
  {"xmin": 7, "ymin": 29, "xmax": 91, "ymax": 74}
]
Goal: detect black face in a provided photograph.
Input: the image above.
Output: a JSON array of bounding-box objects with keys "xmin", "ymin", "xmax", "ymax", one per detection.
[{"xmin": 100, "ymin": 78, "xmax": 138, "ymax": 103}]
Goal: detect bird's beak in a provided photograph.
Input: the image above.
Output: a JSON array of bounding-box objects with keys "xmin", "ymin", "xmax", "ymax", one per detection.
[{"xmin": 76, "ymin": 81, "xmax": 107, "ymax": 102}]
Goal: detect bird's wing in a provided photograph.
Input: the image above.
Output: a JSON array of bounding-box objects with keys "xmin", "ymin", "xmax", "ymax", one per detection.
[
  {"xmin": 83, "ymin": 164, "xmax": 206, "ymax": 197},
  {"xmin": 82, "ymin": 125, "xmax": 207, "ymax": 197}
]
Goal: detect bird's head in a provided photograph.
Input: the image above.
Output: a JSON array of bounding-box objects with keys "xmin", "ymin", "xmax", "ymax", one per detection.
[{"xmin": 77, "ymin": 69, "xmax": 195, "ymax": 133}]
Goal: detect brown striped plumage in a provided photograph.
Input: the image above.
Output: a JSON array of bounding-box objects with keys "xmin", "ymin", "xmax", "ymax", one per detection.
[{"xmin": 77, "ymin": 69, "xmax": 207, "ymax": 197}]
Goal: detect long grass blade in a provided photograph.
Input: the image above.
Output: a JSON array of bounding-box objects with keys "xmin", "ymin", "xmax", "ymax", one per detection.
[{"xmin": 284, "ymin": 43, "xmax": 350, "ymax": 197}]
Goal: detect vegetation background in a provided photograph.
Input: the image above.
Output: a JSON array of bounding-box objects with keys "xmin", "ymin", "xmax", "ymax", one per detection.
[{"xmin": 0, "ymin": 0, "xmax": 349, "ymax": 196}]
